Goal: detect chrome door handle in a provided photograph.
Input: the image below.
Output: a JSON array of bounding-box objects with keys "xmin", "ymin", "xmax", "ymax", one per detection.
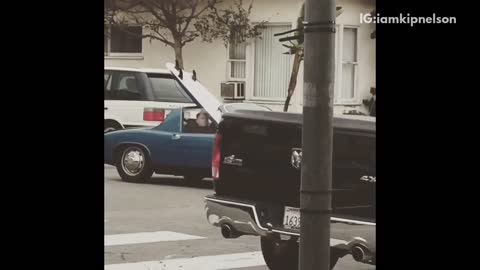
[{"xmin": 172, "ymin": 134, "xmax": 181, "ymax": 140}]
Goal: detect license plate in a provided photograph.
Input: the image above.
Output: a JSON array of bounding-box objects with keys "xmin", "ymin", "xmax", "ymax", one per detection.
[{"xmin": 283, "ymin": 206, "xmax": 301, "ymax": 230}]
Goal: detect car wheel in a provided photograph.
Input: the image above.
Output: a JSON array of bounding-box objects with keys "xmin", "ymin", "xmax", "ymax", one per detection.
[
  {"xmin": 261, "ymin": 237, "xmax": 298, "ymax": 270},
  {"xmin": 105, "ymin": 121, "xmax": 122, "ymax": 133},
  {"xmin": 116, "ymin": 145, "xmax": 153, "ymax": 183}
]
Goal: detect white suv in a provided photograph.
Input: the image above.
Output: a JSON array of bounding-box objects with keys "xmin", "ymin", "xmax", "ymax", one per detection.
[{"xmin": 104, "ymin": 67, "xmax": 195, "ymax": 132}]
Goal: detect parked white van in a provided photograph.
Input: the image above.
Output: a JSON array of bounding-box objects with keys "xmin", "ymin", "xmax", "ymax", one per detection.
[{"xmin": 104, "ymin": 67, "xmax": 195, "ymax": 132}]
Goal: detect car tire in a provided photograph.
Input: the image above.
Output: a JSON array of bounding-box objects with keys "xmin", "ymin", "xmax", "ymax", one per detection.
[
  {"xmin": 105, "ymin": 121, "xmax": 122, "ymax": 133},
  {"xmin": 116, "ymin": 145, "xmax": 153, "ymax": 183},
  {"xmin": 261, "ymin": 237, "xmax": 299, "ymax": 270},
  {"xmin": 329, "ymin": 248, "xmax": 346, "ymax": 269}
]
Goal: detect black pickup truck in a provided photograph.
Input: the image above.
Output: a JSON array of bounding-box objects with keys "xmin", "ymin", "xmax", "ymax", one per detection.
[{"xmin": 205, "ymin": 110, "xmax": 375, "ymax": 270}]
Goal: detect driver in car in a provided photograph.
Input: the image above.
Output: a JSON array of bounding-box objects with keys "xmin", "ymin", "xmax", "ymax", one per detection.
[{"xmin": 185, "ymin": 110, "xmax": 216, "ymax": 134}]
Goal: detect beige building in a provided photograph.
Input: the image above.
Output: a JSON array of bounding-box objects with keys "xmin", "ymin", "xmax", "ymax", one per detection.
[{"xmin": 105, "ymin": 0, "xmax": 376, "ymax": 114}]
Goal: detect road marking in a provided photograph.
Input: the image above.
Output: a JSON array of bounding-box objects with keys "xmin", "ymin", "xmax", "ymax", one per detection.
[
  {"xmin": 105, "ymin": 231, "xmax": 205, "ymax": 246},
  {"xmin": 104, "ymin": 251, "xmax": 265, "ymax": 270}
]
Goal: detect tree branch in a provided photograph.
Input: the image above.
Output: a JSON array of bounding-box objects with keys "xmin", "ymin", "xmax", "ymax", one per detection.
[
  {"xmin": 192, "ymin": 0, "xmax": 214, "ymax": 18},
  {"xmin": 141, "ymin": 3, "xmax": 168, "ymax": 27},
  {"xmin": 144, "ymin": 34, "xmax": 173, "ymax": 46},
  {"xmin": 182, "ymin": 36, "xmax": 197, "ymax": 45},
  {"xmin": 156, "ymin": 0, "xmax": 175, "ymax": 32},
  {"xmin": 181, "ymin": 0, "xmax": 219, "ymax": 36},
  {"xmin": 180, "ymin": 1, "xmax": 197, "ymax": 36},
  {"xmin": 150, "ymin": 28, "xmax": 174, "ymax": 45}
]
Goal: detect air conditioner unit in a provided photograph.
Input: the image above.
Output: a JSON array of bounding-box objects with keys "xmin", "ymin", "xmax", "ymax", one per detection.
[{"xmin": 221, "ymin": 81, "xmax": 245, "ymax": 100}]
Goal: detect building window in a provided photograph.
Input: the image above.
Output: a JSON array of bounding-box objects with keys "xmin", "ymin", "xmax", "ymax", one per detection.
[
  {"xmin": 253, "ymin": 24, "xmax": 292, "ymax": 100},
  {"xmin": 334, "ymin": 26, "xmax": 359, "ymax": 105},
  {"xmin": 227, "ymin": 41, "xmax": 247, "ymax": 80},
  {"xmin": 104, "ymin": 25, "xmax": 143, "ymax": 56}
]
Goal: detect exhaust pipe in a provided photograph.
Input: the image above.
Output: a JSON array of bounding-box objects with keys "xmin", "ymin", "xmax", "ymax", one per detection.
[
  {"xmin": 351, "ymin": 245, "xmax": 373, "ymax": 263},
  {"xmin": 221, "ymin": 224, "xmax": 241, "ymax": 239}
]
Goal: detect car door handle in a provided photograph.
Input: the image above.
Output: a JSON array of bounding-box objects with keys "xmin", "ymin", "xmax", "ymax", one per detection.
[
  {"xmin": 104, "ymin": 107, "xmax": 108, "ymax": 110},
  {"xmin": 172, "ymin": 134, "xmax": 181, "ymax": 140}
]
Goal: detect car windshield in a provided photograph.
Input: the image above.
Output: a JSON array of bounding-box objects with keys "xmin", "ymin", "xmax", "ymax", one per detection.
[{"xmin": 148, "ymin": 73, "xmax": 193, "ymax": 103}]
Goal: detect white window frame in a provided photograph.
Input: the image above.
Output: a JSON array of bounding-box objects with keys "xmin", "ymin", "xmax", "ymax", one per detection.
[
  {"xmin": 226, "ymin": 41, "xmax": 247, "ymax": 81},
  {"xmin": 104, "ymin": 24, "xmax": 144, "ymax": 59},
  {"xmin": 334, "ymin": 24, "xmax": 360, "ymax": 105},
  {"xmin": 247, "ymin": 22, "xmax": 293, "ymax": 102}
]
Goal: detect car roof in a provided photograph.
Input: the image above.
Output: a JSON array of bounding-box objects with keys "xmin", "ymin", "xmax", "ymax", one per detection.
[
  {"xmin": 220, "ymin": 103, "xmax": 272, "ymax": 113},
  {"xmin": 222, "ymin": 110, "xmax": 376, "ymax": 133},
  {"xmin": 104, "ymin": 66, "xmax": 170, "ymax": 74}
]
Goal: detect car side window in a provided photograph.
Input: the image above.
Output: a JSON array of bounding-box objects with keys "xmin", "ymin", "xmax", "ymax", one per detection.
[
  {"xmin": 110, "ymin": 71, "xmax": 143, "ymax": 101},
  {"xmin": 147, "ymin": 73, "xmax": 193, "ymax": 103},
  {"xmin": 104, "ymin": 71, "xmax": 113, "ymax": 100},
  {"xmin": 182, "ymin": 109, "xmax": 217, "ymax": 134}
]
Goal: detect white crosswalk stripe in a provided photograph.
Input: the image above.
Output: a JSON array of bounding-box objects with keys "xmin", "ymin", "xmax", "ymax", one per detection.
[
  {"xmin": 104, "ymin": 251, "xmax": 265, "ymax": 270},
  {"xmin": 105, "ymin": 231, "xmax": 206, "ymax": 246}
]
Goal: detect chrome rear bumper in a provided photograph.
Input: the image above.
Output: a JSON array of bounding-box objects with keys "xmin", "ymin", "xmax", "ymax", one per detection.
[{"xmin": 205, "ymin": 195, "xmax": 375, "ymax": 264}]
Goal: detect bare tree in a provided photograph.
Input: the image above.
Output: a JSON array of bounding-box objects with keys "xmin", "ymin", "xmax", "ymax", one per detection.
[
  {"xmin": 106, "ymin": 0, "xmax": 263, "ymax": 69},
  {"xmin": 108, "ymin": 0, "xmax": 220, "ymax": 69}
]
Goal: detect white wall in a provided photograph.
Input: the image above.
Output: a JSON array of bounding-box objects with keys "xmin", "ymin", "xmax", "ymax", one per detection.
[{"xmin": 105, "ymin": 0, "xmax": 375, "ymax": 115}]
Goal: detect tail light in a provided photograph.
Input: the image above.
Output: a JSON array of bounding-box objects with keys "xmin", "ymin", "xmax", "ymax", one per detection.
[
  {"xmin": 212, "ymin": 133, "xmax": 222, "ymax": 180},
  {"xmin": 144, "ymin": 108, "xmax": 165, "ymax": 121}
]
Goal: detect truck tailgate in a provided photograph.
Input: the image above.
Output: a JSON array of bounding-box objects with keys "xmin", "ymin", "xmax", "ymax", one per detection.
[{"xmin": 215, "ymin": 113, "xmax": 375, "ymax": 223}]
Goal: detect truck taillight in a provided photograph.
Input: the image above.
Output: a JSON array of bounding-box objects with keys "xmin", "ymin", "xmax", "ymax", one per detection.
[
  {"xmin": 144, "ymin": 108, "xmax": 165, "ymax": 121},
  {"xmin": 212, "ymin": 133, "xmax": 222, "ymax": 180}
]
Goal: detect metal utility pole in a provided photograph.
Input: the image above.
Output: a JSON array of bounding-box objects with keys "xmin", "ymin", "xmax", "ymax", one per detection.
[{"xmin": 299, "ymin": 0, "xmax": 336, "ymax": 269}]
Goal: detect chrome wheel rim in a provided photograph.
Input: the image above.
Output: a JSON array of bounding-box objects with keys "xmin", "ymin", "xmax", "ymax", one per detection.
[{"xmin": 121, "ymin": 147, "xmax": 145, "ymax": 176}]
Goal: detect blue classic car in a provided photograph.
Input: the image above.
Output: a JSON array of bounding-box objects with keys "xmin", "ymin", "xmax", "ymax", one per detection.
[{"xmin": 104, "ymin": 63, "xmax": 270, "ymax": 183}]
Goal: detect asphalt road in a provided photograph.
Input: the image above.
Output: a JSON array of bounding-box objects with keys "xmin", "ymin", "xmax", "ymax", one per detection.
[{"xmin": 104, "ymin": 165, "xmax": 375, "ymax": 270}]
